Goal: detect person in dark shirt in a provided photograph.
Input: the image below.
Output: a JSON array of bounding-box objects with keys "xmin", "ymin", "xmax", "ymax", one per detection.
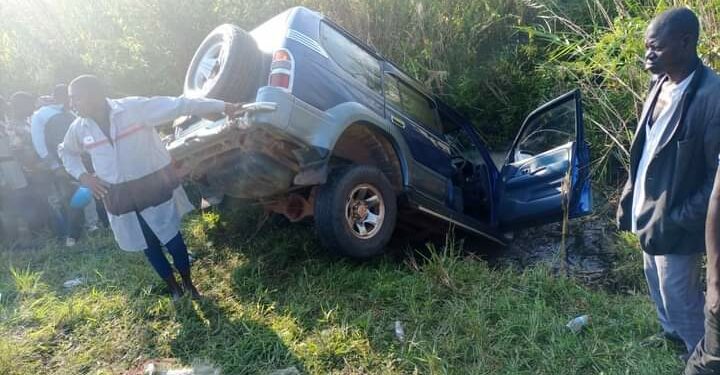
[{"xmin": 31, "ymin": 85, "xmax": 83, "ymax": 246}]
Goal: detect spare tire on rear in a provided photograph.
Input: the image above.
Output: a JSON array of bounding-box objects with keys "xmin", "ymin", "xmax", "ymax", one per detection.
[{"xmin": 184, "ymin": 24, "xmax": 263, "ymax": 103}]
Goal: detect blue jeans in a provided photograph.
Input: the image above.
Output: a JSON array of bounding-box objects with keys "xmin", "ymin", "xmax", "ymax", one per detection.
[
  {"xmin": 47, "ymin": 175, "xmax": 82, "ymax": 239},
  {"xmin": 137, "ymin": 213, "xmax": 190, "ymax": 279},
  {"xmin": 644, "ymin": 252, "xmax": 705, "ymax": 352}
]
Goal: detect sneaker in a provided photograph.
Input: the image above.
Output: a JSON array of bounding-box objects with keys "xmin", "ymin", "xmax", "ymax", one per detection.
[
  {"xmin": 86, "ymin": 225, "xmax": 100, "ymax": 233},
  {"xmin": 65, "ymin": 237, "xmax": 77, "ymax": 247}
]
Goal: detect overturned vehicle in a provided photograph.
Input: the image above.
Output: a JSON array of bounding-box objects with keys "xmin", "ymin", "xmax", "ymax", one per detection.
[{"xmin": 166, "ymin": 7, "xmax": 593, "ymax": 258}]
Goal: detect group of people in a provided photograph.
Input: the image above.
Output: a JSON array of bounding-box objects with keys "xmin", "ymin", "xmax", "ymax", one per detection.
[
  {"xmin": 1, "ymin": 74, "xmax": 242, "ymax": 300},
  {"xmin": 0, "ymin": 85, "xmax": 105, "ymax": 247}
]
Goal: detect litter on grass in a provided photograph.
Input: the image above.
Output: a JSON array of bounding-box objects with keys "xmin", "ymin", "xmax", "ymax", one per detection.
[
  {"xmin": 566, "ymin": 315, "xmax": 591, "ymax": 333},
  {"xmin": 394, "ymin": 320, "xmax": 405, "ymax": 342},
  {"xmin": 143, "ymin": 360, "xmax": 220, "ymax": 375},
  {"xmin": 62, "ymin": 277, "xmax": 84, "ymax": 288},
  {"xmin": 269, "ymin": 367, "xmax": 301, "ymax": 375}
]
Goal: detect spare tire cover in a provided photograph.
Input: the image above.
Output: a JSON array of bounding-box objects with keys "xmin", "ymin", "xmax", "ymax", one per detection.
[{"xmin": 184, "ymin": 24, "xmax": 263, "ymax": 103}]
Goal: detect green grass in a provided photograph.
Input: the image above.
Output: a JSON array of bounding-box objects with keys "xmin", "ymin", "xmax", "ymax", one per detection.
[{"xmin": 0, "ymin": 208, "xmax": 686, "ymax": 374}]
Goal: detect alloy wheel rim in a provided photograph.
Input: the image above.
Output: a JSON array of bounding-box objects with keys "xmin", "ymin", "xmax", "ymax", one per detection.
[
  {"xmin": 192, "ymin": 40, "xmax": 225, "ymax": 91},
  {"xmin": 344, "ymin": 184, "xmax": 385, "ymax": 239}
]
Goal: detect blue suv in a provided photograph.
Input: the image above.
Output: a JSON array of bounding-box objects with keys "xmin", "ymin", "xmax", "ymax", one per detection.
[{"xmin": 167, "ymin": 6, "xmax": 592, "ymax": 258}]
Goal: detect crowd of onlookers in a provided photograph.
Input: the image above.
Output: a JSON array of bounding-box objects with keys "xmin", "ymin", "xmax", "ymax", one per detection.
[{"xmin": 0, "ymin": 85, "xmax": 107, "ymax": 247}]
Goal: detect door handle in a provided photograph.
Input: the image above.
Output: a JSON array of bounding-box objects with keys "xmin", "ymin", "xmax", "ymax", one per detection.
[
  {"xmin": 529, "ymin": 166, "xmax": 547, "ymax": 175},
  {"xmin": 391, "ymin": 115, "xmax": 406, "ymax": 129},
  {"xmin": 521, "ymin": 166, "xmax": 547, "ymax": 175}
]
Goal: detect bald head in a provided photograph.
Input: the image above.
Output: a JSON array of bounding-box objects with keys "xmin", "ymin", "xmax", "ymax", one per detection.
[
  {"xmin": 69, "ymin": 75, "xmax": 107, "ymax": 118},
  {"xmin": 644, "ymin": 8, "xmax": 700, "ymax": 78},
  {"xmin": 650, "ymin": 8, "xmax": 700, "ymax": 46}
]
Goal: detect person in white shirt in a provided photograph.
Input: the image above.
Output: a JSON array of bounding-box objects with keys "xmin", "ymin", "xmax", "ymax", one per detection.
[
  {"xmin": 60, "ymin": 75, "xmax": 241, "ymax": 300},
  {"xmin": 616, "ymin": 8, "xmax": 720, "ymax": 362}
]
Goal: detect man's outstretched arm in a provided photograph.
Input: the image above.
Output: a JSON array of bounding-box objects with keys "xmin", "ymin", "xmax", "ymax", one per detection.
[{"xmin": 136, "ymin": 96, "xmax": 242, "ymax": 127}]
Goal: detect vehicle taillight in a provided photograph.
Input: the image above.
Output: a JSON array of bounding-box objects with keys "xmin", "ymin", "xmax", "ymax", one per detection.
[{"xmin": 268, "ymin": 48, "xmax": 293, "ymax": 91}]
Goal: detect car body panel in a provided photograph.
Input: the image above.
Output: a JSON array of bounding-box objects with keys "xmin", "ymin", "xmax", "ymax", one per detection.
[{"xmin": 168, "ymin": 6, "xmax": 593, "ymax": 242}]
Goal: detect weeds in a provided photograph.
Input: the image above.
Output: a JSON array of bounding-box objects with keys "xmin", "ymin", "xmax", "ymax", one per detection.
[{"xmin": 0, "ymin": 211, "xmax": 685, "ymax": 374}]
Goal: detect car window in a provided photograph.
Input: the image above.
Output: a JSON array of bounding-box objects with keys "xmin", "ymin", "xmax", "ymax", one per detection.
[
  {"xmin": 398, "ymin": 81, "xmax": 441, "ymax": 134},
  {"xmin": 383, "ymin": 74, "xmax": 402, "ymax": 108},
  {"xmin": 514, "ymin": 99, "xmax": 576, "ymax": 162},
  {"xmin": 442, "ymin": 113, "xmax": 483, "ymax": 165},
  {"xmin": 320, "ymin": 22, "xmax": 382, "ymax": 94}
]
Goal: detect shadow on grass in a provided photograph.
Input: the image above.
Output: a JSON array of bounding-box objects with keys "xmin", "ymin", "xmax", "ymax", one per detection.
[
  {"xmin": 193, "ymin": 204, "xmax": 466, "ymax": 371},
  {"xmin": 169, "ymin": 296, "xmax": 304, "ymax": 374}
]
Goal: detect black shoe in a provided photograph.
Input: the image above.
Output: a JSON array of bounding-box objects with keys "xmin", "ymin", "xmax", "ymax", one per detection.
[
  {"xmin": 163, "ymin": 275, "xmax": 183, "ymax": 302},
  {"xmin": 179, "ymin": 271, "xmax": 201, "ymax": 300}
]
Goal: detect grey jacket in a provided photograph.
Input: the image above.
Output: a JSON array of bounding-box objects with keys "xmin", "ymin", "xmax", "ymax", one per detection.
[{"xmin": 617, "ymin": 63, "xmax": 720, "ymax": 255}]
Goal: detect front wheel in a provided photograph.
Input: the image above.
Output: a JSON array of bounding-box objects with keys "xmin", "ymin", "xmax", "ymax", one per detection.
[{"xmin": 314, "ymin": 165, "xmax": 397, "ymax": 259}]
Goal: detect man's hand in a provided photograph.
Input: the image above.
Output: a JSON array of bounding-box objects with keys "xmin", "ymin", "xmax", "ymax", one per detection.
[
  {"xmin": 224, "ymin": 102, "xmax": 245, "ymax": 118},
  {"xmin": 79, "ymin": 173, "xmax": 109, "ymax": 199}
]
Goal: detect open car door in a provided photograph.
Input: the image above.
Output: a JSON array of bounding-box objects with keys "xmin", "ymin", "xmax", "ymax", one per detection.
[{"xmin": 497, "ymin": 89, "xmax": 592, "ymax": 228}]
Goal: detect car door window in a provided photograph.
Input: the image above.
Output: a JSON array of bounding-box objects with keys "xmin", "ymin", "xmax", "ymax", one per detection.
[
  {"xmin": 397, "ymin": 81, "xmax": 442, "ymax": 134},
  {"xmin": 383, "ymin": 74, "xmax": 402, "ymax": 109},
  {"xmin": 442, "ymin": 113, "xmax": 483, "ymax": 165},
  {"xmin": 320, "ymin": 22, "xmax": 382, "ymax": 94},
  {"xmin": 513, "ymin": 99, "xmax": 576, "ymax": 162},
  {"xmin": 384, "ymin": 74, "xmax": 441, "ymax": 134}
]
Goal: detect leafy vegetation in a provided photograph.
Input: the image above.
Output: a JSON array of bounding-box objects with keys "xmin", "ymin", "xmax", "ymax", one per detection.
[
  {"xmin": 529, "ymin": 0, "xmax": 720, "ymax": 179},
  {"xmin": 0, "ymin": 0, "xmax": 617, "ymax": 149},
  {"xmin": 3, "ymin": 1, "xmax": 718, "ymax": 169}
]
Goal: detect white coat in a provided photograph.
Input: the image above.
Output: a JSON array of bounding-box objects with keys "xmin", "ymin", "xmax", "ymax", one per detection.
[{"xmin": 60, "ymin": 96, "xmax": 225, "ymax": 251}]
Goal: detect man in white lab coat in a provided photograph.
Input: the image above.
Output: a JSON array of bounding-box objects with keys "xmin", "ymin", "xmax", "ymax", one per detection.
[{"xmin": 60, "ymin": 75, "xmax": 240, "ymax": 300}]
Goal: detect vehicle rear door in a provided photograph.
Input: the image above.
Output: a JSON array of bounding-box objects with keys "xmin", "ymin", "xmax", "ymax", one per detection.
[
  {"xmin": 497, "ymin": 89, "xmax": 592, "ymax": 228},
  {"xmin": 382, "ymin": 73, "xmax": 453, "ymax": 199}
]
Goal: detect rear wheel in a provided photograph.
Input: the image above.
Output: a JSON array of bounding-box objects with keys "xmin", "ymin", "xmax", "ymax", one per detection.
[
  {"xmin": 184, "ymin": 24, "xmax": 263, "ymax": 102},
  {"xmin": 314, "ymin": 165, "xmax": 397, "ymax": 258}
]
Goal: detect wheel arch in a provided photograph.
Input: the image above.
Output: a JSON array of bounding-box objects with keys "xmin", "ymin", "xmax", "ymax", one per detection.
[{"xmin": 328, "ymin": 121, "xmax": 408, "ymax": 191}]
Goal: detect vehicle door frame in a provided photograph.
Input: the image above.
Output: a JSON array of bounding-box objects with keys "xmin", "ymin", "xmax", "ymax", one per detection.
[{"xmin": 495, "ymin": 89, "xmax": 591, "ymax": 228}]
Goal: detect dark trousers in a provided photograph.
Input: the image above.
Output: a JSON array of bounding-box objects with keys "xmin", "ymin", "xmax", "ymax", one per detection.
[
  {"xmin": 686, "ymin": 308, "xmax": 720, "ymax": 374},
  {"xmin": 136, "ymin": 213, "xmax": 190, "ymax": 279}
]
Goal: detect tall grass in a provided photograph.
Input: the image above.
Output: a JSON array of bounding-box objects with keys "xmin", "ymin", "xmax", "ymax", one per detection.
[
  {"xmin": 0, "ymin": 212, "xmax": 687, "ymax": 374},
  {"xmin": 3, "ymin": 0, "xmax": 718, "ymax": 178},
  {"xmin": 0, "ymin": 0, "xmax": 587, "ymax": 149},
  {"xmin": 526, "ymin": 0, "xmax": 720, "ymax": 181}
]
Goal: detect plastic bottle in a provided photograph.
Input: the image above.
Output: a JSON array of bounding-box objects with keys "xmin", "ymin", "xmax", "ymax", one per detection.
[
  {"xmin": 566, "ymin": 315, "xmax": 591, "ymax": 333},
  {"xmin": 394, "ymin": 320, "xmax": 405, "ymax": 342}
]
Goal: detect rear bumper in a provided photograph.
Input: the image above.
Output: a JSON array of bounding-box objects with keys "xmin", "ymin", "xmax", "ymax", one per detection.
[{"xmin": 166, "ymin": 87, "xmax": 330, "ymax": 199}]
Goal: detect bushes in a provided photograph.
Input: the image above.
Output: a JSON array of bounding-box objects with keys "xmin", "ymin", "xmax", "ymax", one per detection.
[
  {"xmin": 528, "ymin": 0, "xmax": 720, "ymax": 181},
  {"xmin": 3, "ymin": 0, "xmax": 719, "ymax": 174},
  {"xmin": 0, "ymin": 0, "xmax": 557, "ymax": 149}
]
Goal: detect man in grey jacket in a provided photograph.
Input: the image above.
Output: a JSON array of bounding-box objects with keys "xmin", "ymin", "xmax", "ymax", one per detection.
[{"xmin": 616, "ymin": 8, "xmax": 720, "ymax": 358}]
